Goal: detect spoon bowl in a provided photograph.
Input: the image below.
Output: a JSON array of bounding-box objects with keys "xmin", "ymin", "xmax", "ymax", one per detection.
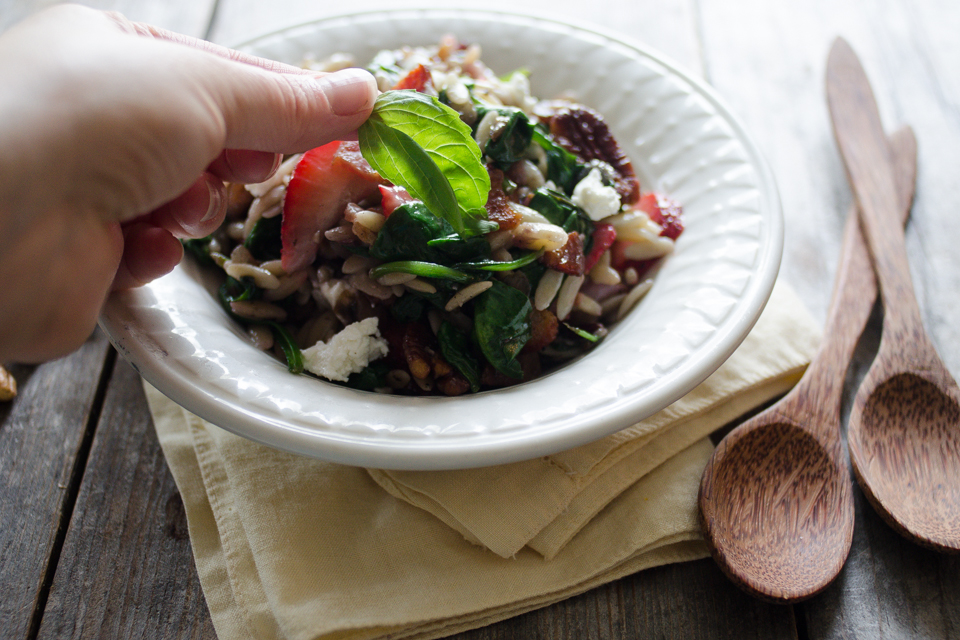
[
  {"xmin": 698, "ymin": 125, "xmax": 917, "ymax": 601},
  {"xmin": 849, "ymin": 356, "xmax": 960, "ymax": 550},
  {"xmin": 827, "ymin": 37, "xmax": 960, "ymax": 553},
  {"xmin": 700, "ymin": 418, "xmax": 852, "ymax": 601}
]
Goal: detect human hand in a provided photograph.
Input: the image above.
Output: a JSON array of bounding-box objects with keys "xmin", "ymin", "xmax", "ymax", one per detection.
[{"xmin": 0, "ymin": 4, "xmax": 378, "ymax": 362}]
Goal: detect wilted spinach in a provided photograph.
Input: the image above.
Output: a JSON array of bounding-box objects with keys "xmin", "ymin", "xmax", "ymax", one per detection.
[
  {"xmin": 244, "ymin": 215, "xmax": 282, "ymax": 260},
  {"xmin": 437, "ymin": 322, "xmax": 481, "ymax": 392},
  {"xmin": 531, "ymin": 125, "xmax": 585, "ymax": 194},
  {"xmin": 371, "ymin": 202, "xmax": 491, "ymax": 264},
  {"xmin": 527, "ymin": 188, "xmax": 593, "ymax": 239},
  {"xmin": 472, "ymin": 280, "xmax": 532, "ymax": 379},
  {"xmin": 480, "ymin": 108, "xmax": 534, "ymax": 167}
]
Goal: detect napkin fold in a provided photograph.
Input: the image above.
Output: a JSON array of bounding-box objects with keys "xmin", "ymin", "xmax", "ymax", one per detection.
[{"xmin": 148, "ymin": 279, "xmax": 819, "ymax": 640}]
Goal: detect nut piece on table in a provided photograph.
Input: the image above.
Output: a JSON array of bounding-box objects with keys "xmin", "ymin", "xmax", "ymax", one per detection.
[{"xmin": 0, "ymin": 364, "xmax": 16, "ymax": 401}]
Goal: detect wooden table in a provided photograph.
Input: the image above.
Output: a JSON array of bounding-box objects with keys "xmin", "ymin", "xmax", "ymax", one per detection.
[{"xmin": 2, "ymin": 0, "xmax": 959, "ymax": 638}]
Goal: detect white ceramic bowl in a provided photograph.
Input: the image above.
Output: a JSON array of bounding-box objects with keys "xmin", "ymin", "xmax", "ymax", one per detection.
[{"xmin": 99, "ymin": 9, "xmax": 782, "ymax": 470}]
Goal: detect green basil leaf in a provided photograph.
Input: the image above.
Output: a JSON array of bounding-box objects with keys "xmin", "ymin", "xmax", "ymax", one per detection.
[
  {"xmin": 359, "ymin": 91, "xmax": 491, "ymax": 236},
  {"xmin": 437, "ymin": 322, "xmax": 481, "ymax": 393},
  {"xmin": 472, "ymin": 280, "xmax": 532, "ymax": 379}
]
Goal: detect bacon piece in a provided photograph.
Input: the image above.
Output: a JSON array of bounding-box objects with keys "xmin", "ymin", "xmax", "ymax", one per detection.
[
  {"xmin": 542, "ymin": 232, "xmax": 586, "ymax": 276},
  {"xmin": 485, "ymin": 167, "xmax": 521, "ymax": 230},
  {"xmin": 523, "ymin": 309, "xmax": 559, "ymax": 353},
  {"xmin": 392, "ymin": 64, "xmax": 433, "ymax": 92}
]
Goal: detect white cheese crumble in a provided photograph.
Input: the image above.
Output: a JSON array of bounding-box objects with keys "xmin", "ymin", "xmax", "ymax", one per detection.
[
  {"xmin": 302, "ymin": 317, "xmax": 389, "ymax": 382},
  {"xmin": 571, "ymin": 168, "xmax": 622, "ymax": 221}
]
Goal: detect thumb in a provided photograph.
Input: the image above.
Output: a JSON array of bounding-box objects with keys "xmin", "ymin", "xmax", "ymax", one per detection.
[{"xmin": 205, "ymin": 64, "xmax": 379, "ymax": 154}]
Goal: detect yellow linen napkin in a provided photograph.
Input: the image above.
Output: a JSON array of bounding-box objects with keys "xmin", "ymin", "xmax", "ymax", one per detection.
[
  {"xmin": 147, "ymin": 279, "xmax": 819, "ymax": 640},
  {"xmin": 367, "ymin": 280, "xmax": 820, "ymax": 559}
]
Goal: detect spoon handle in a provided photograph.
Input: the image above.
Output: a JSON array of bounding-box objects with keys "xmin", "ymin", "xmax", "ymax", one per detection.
[
  {"xmin": 796, "ymin": 128, "xmax": 917, "ymax": 422},
  {"xmin": 825, "ymin": 39, "xmax": 926, "ymax": 351}
]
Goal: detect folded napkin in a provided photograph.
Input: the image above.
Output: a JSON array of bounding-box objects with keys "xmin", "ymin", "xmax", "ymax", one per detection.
[{"xmin": 148, "ymin": 279, "xmax": 819, "ymax": 640}]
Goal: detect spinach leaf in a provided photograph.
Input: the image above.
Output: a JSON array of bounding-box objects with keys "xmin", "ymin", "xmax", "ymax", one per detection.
[
  {"xmin": 182, "ymin": 236, "xmax": 215, "ymax": 266},
  {"xmin": 343, "ymin": 360, "xmax": 391, "ymax": 391},
  {"xmin": 437, "ymin": 322, "xmax": 481, "ymax": 393},
  {"xmin": 481, "ymin": 108, "xmax": 533, "ymax": 167},
  {"xmin": 370, "ymin": 202, "xmax": 490, "ymax": 264},
  {"xmin": 244, "ymin": 215, "xmax": 282, "ymax": 260},
  {"xmin": 370, "ymin": 260, "xmax": 473, "ymax": 283},
  {"xmin": 218, "ymin": 276, "xmax": 260, "ymax": 318},
  {"xmin": 267, "ymin": 321, "xmax": 304, "ymax": 374},
  {"xmin": 358, "ymin": 91, "xmax": 491, "ymax": 236},
  {"xmin": 531, "ymin": 125, "xmax": 585, "ymax": 194},
  {"xmin": 456, "ymin": 250, "xmax": 543, "ymax": 272},
  {"xmin": 390, "ymin": 294, "xmax": 426, "ymax": 323},
  {"xmin": 472, "ymin": 280, "xmax": 532, "ymax": 379},
  {"xmin": 527, "ymin": 188, "xmax": 593, "ymax": 238}
]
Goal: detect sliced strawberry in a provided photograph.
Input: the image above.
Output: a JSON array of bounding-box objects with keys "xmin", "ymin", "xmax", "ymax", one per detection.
[
  {"xmin": 378, "ymin": 185, "xmax": 415, "ymax": 216},
  {"xmin": 638, "ymin": 193, "xmax": 684, "ymax": 240},
  {"xmin": 392, "ymin": 64, "xmax": 433, "ymax": 92},
  {"xmin": 583, "ymin": 223, "xmax": 617, "ymax": 272},
  {"xmin": 281, "ymin": 141, "xmax": 383, "ymax": 272}
]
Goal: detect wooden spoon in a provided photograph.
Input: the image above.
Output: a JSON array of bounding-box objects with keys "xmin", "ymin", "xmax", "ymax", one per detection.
[
  {"xmin": 827, "ymin": 38, "xmax": 960, "ymax": 552},
  {"xmin": 697, "ymin": 126, "xmax": 917, "ymax": 602}
]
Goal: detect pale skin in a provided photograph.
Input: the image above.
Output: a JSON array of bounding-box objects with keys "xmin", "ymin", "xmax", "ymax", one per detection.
[{"xmin": 0, "ymin": 4, "xmax": 378, "ymax": 363}]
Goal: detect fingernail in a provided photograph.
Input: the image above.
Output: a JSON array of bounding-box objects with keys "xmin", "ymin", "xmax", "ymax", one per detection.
[
  {"xmin": 314, "ymin": 68, "xmax": 378, "ymax": 116},
  {"xmin": 201, "ymin": 176, "xmax": 225, "ymax": 223}
]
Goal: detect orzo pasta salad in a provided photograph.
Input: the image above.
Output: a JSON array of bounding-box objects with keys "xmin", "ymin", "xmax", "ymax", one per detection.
[{"xmin": 185, "ymin": 37, "xmax": 684, "ymax": 396}]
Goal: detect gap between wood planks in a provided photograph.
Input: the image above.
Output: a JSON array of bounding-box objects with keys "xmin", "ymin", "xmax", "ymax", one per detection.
[{"xmin": 25, "ymin": 347, "xmax": 118, "ymax": 640}]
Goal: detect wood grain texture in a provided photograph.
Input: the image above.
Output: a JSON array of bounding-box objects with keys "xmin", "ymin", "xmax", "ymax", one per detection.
[
  {"xmin": 0, "ymin": 0, "xmax": 956, "ymax": 637},
  {"xmin": 0, "ymin": 0, "xmax": 217, "ymax": 35},
  {"xmin": 450, "ymin": 559, "xmax": 798, "ymax": 640},
  {"xmin": 827, "ymin": 40, "xmax": 960, "ymax": 552},
  {"xmin": 804, "ymin": 483, "xmax": 960, "ymax": 639},
  {"xmin": 35, "ymin": 359, "xmax": 216, "ymax": 640},
  {"xmin": 0, "ymin": 333, "xmax": 111, "ymax": 640},
  {"xmin": 698, "ymin": 126, "xmax": 916, "ymax": 603}
]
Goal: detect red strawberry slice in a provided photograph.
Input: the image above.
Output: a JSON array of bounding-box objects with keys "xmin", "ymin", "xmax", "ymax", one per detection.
[
  {"xmin": 583, "ymin": 223, "xmax": 617, "ymax": 272},
  {"xmin": 280, "ymin": 141, "xmax": 383, "ymax": 272},
  {"xmin": 638, "ymin": 192, "xmax": 684, "ymax": 240},
  {"xmin": 378, "ymin": 184, "xmax": 415, "ymax": 216}
]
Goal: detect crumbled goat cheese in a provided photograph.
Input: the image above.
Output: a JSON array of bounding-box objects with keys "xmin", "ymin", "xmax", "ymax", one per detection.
[
  {"xmin": 302, "ymin": 317, "xmax": 389, "ymax": 382},
  {"xmin": 572, "ymin": 168, "xmax": 622, "ymax": 221}
]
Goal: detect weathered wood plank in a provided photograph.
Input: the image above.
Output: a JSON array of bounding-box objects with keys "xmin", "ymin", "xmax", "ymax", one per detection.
[
  {"xmin": 450, "ymin": 559, "xmax": 797, "ymax": 640},
  {"xmin": 35, "ymin": 358, "xmax": 216, "ymax": 640},
  {"xmin": 697, "ymin": 0, "xmax": 960, "ymax": 637},
  {"xmin": 1, "ymin": 0, "xmax": 216, "ymax": 36},
  {"xmin": 0, "ymin": 332, "xmax": 111, "ymax": 640}
]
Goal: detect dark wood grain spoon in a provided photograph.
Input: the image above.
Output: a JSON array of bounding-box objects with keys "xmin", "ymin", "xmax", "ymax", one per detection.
[
  {"xmin": 827, "ymin": 37, "xmax": 960, "ymax": 552},
  {"xmin": 698, "ymin": 125, "xmax": 917, "ymax": 602}
]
